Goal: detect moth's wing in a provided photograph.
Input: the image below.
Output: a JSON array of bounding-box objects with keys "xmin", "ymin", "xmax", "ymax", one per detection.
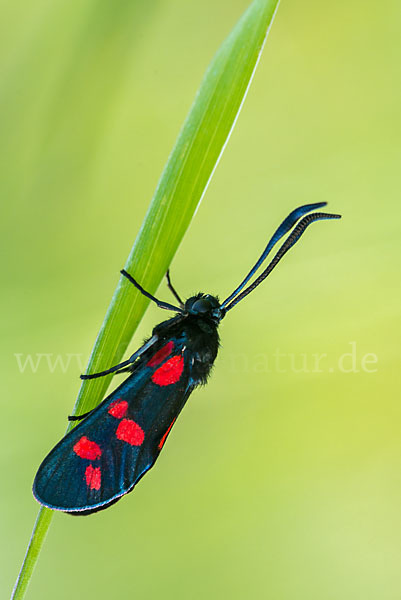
[{"xmin": 33, "ymin": 342, "xmax": 194, "ymax": 514}]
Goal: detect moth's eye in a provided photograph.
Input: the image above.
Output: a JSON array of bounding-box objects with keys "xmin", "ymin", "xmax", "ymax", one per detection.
[
  {"xmin": 191, "ymin": 298, "xmax": 211, "ymax": 314},
  {"xmin": 204, "ymin": 295, "xmax": 220, "ymax": 309}
]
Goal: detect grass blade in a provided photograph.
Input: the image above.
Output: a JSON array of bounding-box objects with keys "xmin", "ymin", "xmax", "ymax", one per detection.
[{"xmin": 11, "ymin": 1, "xmax": 280, "ymax": 597}]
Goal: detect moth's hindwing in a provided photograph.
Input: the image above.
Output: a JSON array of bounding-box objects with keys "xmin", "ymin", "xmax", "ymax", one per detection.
[{"xmin": 33, "ymin": 339, "xmax": 193, "ymax": 514}]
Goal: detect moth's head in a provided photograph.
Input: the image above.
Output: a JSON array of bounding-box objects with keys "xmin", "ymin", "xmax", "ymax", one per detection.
[{"xmin": 184, "ymin": 294, "xmax": 225, "ymax": 323}]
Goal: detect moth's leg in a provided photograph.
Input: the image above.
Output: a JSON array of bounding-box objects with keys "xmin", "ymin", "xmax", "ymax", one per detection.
[
  {"xmin": 80, "ymin": 335, "xmax": 158, "ymax": 380},
  {"xmin": 120, "ymin": 269, "xmax": 184, "ymax": 313},
  {"xmin": 165, "ymin": 269, "xmax": 184, "ymax": 307},
  {"xmin": 68, "ymin": 410, "xmax": 94, "ymax": 422},
  {"xmin": 114, "ymin": 366, "xmax": 132, "ymax": 375}
]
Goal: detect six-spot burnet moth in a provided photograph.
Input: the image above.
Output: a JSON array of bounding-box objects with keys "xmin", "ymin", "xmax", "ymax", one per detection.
[{"xmin": 33, "ymin": 203, "xmax": 341, "ymax": 514}]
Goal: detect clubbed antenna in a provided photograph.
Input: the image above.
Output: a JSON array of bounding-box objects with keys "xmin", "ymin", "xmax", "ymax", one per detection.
[{"xmin": 221, "ymin": 206, "xmax": 341, "ymax": 312}]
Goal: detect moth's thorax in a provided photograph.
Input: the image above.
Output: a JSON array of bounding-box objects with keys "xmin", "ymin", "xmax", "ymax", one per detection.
[
  {"xmin": 152, "ymin": 307, "xmax": 220, "ymax": 386},
  {"xmin": 183, "ymin": 314, "xmax": 220, "ymax": 385}
]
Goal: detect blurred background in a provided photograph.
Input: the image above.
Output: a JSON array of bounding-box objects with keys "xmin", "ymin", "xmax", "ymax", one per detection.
[{"xmin": 1, "ymin": 0, "xmax": 400, "ymax": 598}]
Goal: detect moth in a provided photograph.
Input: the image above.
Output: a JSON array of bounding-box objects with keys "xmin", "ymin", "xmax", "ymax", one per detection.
[{"xmin": 33, "ymin": 203, "xmax": 340, "ymax": 514}]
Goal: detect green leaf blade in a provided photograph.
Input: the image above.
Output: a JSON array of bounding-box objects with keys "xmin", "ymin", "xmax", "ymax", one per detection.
[{"xmin": 12, "ymin": 1, "xmax": 280, "ymax": 597}]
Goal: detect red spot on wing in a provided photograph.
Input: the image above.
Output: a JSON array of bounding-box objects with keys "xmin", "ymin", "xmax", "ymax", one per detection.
[
  {"xmin": 147, "ymin": 341, "xmax": 175, "ymax": 367},
  {"xmin": 152, "ymin": 355, "xmax": 184, "ymax": 386},
  {"xmin": 116, "ymin": 419, "xmax": 145, "ymax": 446},
  {"xmin": 108, "ymin": 399, "xmax": 128, "ymax": 419},
  {"xmin": 85, "ymin": 465, "xmax": 101, "ymax": 490},
  {"xmin": 158, "ymin": 419, "xmax": 176, "ymax": 450},
  {"xmin": 73, "ymin": 436, "xmax": 102, "ymax": 460}
]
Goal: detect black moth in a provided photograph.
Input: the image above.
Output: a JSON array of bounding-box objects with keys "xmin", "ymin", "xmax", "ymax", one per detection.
[{"xmin": 33, "ymin": 203, "xmax": 340, "ymax": 514}]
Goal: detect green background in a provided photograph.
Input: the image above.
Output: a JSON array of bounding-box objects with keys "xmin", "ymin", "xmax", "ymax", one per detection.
[{"xmin": 2, "ymin": 0, "xmax": 400, "ymax": 598}]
